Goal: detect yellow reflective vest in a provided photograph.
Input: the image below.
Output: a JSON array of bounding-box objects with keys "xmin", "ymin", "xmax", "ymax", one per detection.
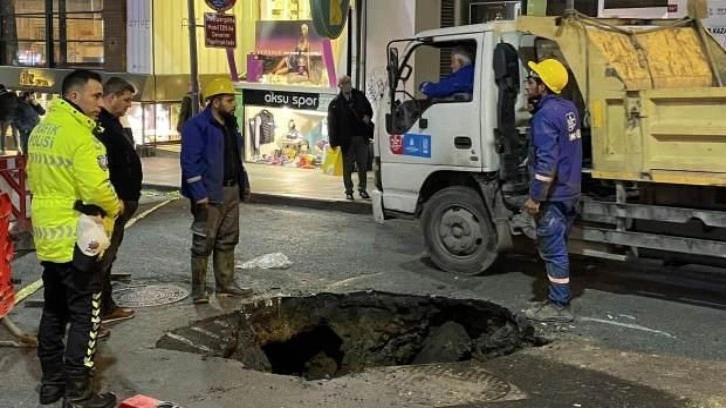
[{"xmin": 27, "ymin": 99, "xmax": 121, "ymax": 263}]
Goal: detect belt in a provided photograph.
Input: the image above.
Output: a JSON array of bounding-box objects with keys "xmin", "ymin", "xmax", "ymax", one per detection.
[{"xmin": 222, "ymin": 179, "xmax": 238, "ymax": 187}]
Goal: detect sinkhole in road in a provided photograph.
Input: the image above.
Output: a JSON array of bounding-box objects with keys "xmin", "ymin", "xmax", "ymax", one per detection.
[{"xmin": 156, "ymin": 291, "xmax": 540, "ymax": 381}]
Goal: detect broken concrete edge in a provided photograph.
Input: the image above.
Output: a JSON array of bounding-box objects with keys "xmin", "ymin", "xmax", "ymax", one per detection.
[
  {"xmin": 156, "ymin": 290, "xmax": 545, "ymax": 381},
  {"xmin": 142, "ymin": 183, "xmax": 373, "ymax": 215}
]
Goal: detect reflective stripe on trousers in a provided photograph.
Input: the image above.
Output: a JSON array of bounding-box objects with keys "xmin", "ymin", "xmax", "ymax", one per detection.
[{"xmin": 536, "ymin": 200, "xmax": 578, "ymax": 306}]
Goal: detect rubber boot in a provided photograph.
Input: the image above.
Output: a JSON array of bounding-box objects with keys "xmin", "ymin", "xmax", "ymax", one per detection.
[
  {"xmin": 191, "ymin": 255, "xmax": 210, "ymax": 304},
  {"xmin": 62, "ymin": 376, "xmax": 116, "ymax": 408},
  {"xmin": 213, "ymin": 251, "xmax": 253, "ymax": 298}
]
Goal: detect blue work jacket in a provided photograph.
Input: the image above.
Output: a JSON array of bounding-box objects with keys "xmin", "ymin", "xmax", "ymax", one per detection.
[
  {"xmin": 420, "ymin": 64, "xmax": 475, "ymax": 98},
  {"xmin": 528, "ymin": 94, "xmax": 583, "ymax": 203},
  {"xmin": 180, "ymin": 107, "xmax": 249, "ymax": 204}
]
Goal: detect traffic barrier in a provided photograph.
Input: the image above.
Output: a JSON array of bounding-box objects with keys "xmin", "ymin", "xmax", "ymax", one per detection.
[
  {"xmin": 0, "ymin": 192, "xmax": 37, "ymax": 348},
  {"xmin": 0, "ymin": 193, "xmax": 14, "ymax": 318},
  {"xmin": 0, "ymin": 154, "xmax": 30, "ymax": 231}
]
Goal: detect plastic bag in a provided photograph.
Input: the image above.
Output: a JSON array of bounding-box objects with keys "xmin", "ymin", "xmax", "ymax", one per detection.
[
  {"xmin": 237, "ymin": 252, "xmax": 293, "ymax": 270},
  {"xmin": 321, "ymin": 147, "xmax": 343, "ymax": 176}
]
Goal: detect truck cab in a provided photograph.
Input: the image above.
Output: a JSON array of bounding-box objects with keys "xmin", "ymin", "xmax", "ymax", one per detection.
[
  {"xmin": 374, "ymin": 21, "xmax": 567, "ymax": 274},
  {"xmin": 373, "ymin": 10, "xmax": 726, "ymax": 275}
]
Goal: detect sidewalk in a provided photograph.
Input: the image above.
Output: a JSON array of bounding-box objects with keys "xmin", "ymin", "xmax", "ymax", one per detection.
[{"xmin": 142, "ymin": 150, "xmax": 374, "ymax": 213}]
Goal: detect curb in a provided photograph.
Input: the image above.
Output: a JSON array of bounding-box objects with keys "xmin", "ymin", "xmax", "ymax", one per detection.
[{"xmin": 142, "ymin": 184, "xmax": 372, "ymax": 215}]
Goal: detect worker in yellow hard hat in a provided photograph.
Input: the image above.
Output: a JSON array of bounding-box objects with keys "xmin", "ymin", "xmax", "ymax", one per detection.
[
  {"xmin": 522, "ymin": 58, "xmax": 583, "ymax": 323},
  {"xmin": 179, "ymin": 77, "xmax": 252, "ymax": 304}
]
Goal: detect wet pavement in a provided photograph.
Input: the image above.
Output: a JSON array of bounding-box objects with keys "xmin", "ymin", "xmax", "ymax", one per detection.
[{"xmin": 2, "ymin": 199, "xmax": 726, "ymax": 407}]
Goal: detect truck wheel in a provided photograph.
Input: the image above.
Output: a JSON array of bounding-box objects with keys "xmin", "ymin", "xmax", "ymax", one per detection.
[{"xmin": 421, "ymin": 186, "xmax": 498, "ymax": 275}]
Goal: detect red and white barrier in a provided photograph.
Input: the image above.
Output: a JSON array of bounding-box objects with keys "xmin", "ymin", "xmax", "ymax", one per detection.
[{"xmin": 0, "ymin": 155, "xmax": 30, "ymax": 233}]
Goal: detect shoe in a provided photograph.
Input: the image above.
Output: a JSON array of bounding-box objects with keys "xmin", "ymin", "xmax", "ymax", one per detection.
[
  {"xmin": 524, "ymin": 301, "xmax": 574, "ymax": 323},
  {"xmin": 216, "ymin": 285, "xmax": 254, "ymax": 298},
  {"xmin": 97, "ymin": 326, "xmax": 110, "ymax": 341},
  {"xmin": 359, "ymin": 191, "xmax": 370, "ymax": 199},
  {"xmin": 102, "ymin": 307, "xmax": 135, "ymax": 324},
  {"xmin": 63, "ymin": 377, "xmax": 117, "ymax": 408},
  {"xmin": 346, "ymin": 194, "xmax": 354, "ymax": 201},
  {"xmin": 39, "ymin": 383, "xmax": 65, "ymax": 405},
  {"xmin": 191, "ymin": 256, "xmax": 209, "ymax": 304}
]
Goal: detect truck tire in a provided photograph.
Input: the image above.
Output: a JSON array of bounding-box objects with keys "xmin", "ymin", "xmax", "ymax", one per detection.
[{"xmin": 421, "ymin": 186, "xmax": 498, "ymax": 275}]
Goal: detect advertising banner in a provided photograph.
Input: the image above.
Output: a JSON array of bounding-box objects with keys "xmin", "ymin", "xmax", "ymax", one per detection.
[{"xmin": 249, "ymin": 20, "xmax": 330, "ymax": 86}]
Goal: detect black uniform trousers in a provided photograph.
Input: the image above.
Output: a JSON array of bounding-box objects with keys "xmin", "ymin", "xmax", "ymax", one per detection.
[
  {"xmin": 100, "ymin": 200, "xmax": 139, "ymax": 315},
  {"xmin": 37, "ymin": 261, "xmax": 103, "ymax": 384}
]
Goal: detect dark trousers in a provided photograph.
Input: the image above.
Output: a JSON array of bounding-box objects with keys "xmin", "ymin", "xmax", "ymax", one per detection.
[
  {"xmin": 343, "ymin": 136, "xmax": 368, "ymax": 194},
  {"xmin": 38, "ymin": 262, "xmax": 103, "ymax": 384},
  {"xmin": 536, "ymin": 200, "xmax": 578, "ymax": 307},
  {"xmin": 100, "ymin": 200, "xmax": 138, "ymax": 315}
]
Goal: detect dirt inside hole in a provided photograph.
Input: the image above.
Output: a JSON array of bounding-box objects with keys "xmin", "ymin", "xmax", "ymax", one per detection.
[{"xmin": 156, "ymin": 291, "xmax": 540, "ymax": 380}]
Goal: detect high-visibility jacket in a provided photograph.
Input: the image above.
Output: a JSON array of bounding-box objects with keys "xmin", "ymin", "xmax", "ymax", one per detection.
[{"xmin": 27, "ymin": 99, "xmax": 121, "ymax": 263}]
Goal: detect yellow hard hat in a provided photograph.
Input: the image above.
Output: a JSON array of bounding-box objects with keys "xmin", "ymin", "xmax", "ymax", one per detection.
[
  {"xmin": 203, "ymin": 77, "xmax": 235, "ymax": 100},
  {"xmin": 527, "ymin": 59, "xmax": 569, "ymax": 94}
]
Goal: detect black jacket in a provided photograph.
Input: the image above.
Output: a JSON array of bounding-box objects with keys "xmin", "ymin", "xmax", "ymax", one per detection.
[
  {"xmin": 97, "ymin": 108, "xmax": 143, "ymax": 202},
  {"xmin": 327, "ymin": 89, "xmax": 373, "ymax": 150}
]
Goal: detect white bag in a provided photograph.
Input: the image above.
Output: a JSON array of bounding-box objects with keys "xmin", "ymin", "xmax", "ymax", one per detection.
[{"xmin": 76, "ymin": 214, "xmax": 111, "ymax": 257}]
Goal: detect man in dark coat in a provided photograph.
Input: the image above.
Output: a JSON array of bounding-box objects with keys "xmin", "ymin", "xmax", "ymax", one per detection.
[
  {"xmin": 327, "ymin": 76, "xmax": 374, "ymax": 200},
  {"xmin": 96, "ymin": 77, "xmax": 143, "ymax": 336}
]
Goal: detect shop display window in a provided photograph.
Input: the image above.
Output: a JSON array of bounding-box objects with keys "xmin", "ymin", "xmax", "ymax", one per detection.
[
  {"xmin": 126, "ymin": 102, "xmax": 183, "ymax": 146},
  {"xmin": 244, "ymin": 105, "xmax": 332, "ymax": 170},
  {"xmin": 0, "ymin": 0, "xmax": 104, "ymax": 67},
  {"xmin": 243, "ymin": 0, "xmax": 348, "ymax": 89}
]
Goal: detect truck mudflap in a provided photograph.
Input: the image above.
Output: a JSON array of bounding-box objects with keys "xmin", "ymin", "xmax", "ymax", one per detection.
[{"xmin": 372, "ymin": 189, "xmax": 385, "ymax": 224}]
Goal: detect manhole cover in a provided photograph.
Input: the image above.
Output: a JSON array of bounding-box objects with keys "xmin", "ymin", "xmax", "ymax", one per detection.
[
  {"xmin": 157, "ymin": 292, "xmax": 539, "ymax": 384},
  {"xmin": 371, "ymin": 364, "xmax": 517, "ymax": 406},
  {"xmin": 114, "ymin": 284, "xmax": 189, "ymax": 308}
]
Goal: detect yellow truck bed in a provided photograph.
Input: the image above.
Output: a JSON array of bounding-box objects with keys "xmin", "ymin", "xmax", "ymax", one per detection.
[{"xmin": 518, "ymin": 12, "xmax": 726, "ymax": 187}]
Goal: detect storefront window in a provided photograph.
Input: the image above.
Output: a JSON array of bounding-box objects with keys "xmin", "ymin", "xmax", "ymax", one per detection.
[
  {"xmin": 0, "ymin": 0, "xmax": 104, "ymax": 67},
  {"xmin": 126, "ymin": 101, "xmax": 184, "ymax": 147},
  {"xmin": 243, "ymin": 91, "xmax": 335, "ymax": 170},
  {"xmin": 244, "ymin": 0, "xmax": 348, "ymax": 89}
]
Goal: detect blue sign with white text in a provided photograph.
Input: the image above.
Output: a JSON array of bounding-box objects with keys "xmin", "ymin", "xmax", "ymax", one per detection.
[{"xmin": 403, "ymin": 133, "xmax": 431, "ymax": 158}]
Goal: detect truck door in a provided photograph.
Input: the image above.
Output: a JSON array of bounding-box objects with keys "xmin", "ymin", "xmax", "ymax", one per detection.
[{"xmin": 380, "ymin": 33, "xmax": 486, "ymax": 213}]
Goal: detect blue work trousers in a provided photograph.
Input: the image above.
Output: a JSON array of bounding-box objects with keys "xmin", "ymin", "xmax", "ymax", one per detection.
[{"xmin": 536, "ymin": 200, "xmax": 578, "ymax": 306}]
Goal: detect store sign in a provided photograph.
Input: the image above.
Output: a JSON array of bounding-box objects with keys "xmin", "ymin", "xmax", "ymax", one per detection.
[
  {"xmin": 205, "ymin": 0, "xmax": 236, "ymax": 12},
  {"xmin": 19, "ymin": 70, "xmax": 54, "ymax": 88},
  {"xmin": 244, "ymin": 89, "xmax": 320, "ymax": 110},
  {"xmin": 204, "ymin": 13, "xmax": 237, "ymax": 48},
  {"xmin": 310, "ymin": 0, "xmax": 351, "ymax": 39}
]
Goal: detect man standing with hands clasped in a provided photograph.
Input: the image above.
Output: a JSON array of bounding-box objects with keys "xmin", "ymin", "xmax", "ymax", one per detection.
[
  {"xmin": 27, "ymin": 69, "xmax": 121, "ymax": 408},
  {"xmin": 96, "ymin": 77, "xmax": 143, "ymax": 334},
  {"xmin": 180, "ymin": 78, "xmax": 252, "ymax": 304},
  {"xmin": 328, "ymin": 76, "xmax": 374, "ymax": 201},
  {"xmin": 521, "ymin": 59, "xmax": 582, "ymax": 323}
]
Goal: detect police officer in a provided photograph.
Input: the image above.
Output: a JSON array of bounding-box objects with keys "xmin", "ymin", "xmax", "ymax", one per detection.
[
  {"xmin": 27, "ymin": 69, "xmax": 121, "ymax": 407},
  {"xmin": 181, "ymin": 78, "xmax": 252, "ymax": 304},
  {"xmin": 522, "ymin": 59, "xmax": 582, "ymax": 323}
]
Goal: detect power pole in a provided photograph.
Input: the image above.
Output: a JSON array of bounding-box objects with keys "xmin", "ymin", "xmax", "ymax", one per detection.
[
  {"xmin": 566, "ymin": 0, "xmax": 575, "ymax": 12},
  {"xmin": 187, "ymin": 0, "xmax": 201, "ymax": 115}
]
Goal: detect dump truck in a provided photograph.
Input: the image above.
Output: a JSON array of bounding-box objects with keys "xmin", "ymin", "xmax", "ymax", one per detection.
[{"xmin": 371, "ymin": 2, "xmax": 726, "ymax": 274}]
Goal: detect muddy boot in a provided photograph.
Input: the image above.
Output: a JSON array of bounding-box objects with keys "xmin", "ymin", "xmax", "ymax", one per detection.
[
  {"xmin": 191, "ymin": 256, "xmax": 210, "ymax": 304},
  {"xmin": 214, "ymin": 251, "xmax": 253, "ymax": 298},
  {"xmin": 524, "ymin": 301, "xmax": 574, "ymax": 323},
  {"xmin": 62, "ymin": 377, "xmax": 116, "ymax": 408}
]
